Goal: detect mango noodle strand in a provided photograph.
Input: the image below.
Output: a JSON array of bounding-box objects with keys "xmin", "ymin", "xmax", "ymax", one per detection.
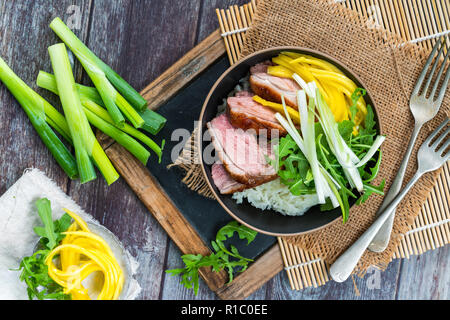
[{"xmin": 45, "ymin": 210, "xmax": 124, "ymax": 300}]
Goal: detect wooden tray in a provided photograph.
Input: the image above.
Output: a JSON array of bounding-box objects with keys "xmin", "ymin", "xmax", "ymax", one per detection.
[{"xmin": 99, "ymin": 30, "xmax": 284, "ymax": 300}]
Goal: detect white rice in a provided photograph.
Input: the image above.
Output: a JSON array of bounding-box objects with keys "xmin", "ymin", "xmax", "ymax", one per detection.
[
  {"xmin": 216, "ymin": 75, "xmax": 250, "ymax": 115},
  {"xmin": 232, "ymin": 179, "xmax": 319, "ymax": 216}
]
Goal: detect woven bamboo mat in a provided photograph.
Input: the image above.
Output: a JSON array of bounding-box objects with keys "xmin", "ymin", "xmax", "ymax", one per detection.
[{"xmin": 216, "ymin": 0, "xmax": 449, "ymax": 290}]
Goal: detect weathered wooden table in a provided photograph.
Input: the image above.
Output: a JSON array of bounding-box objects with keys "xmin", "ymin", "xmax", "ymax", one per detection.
[{"xmin": 0, "ymin": 0, "xmax": 448, "ymax": 300}]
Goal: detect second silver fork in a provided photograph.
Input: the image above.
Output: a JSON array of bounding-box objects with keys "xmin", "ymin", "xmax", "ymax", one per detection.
[{"xmin": 368, "ymin": 37, "xmax": 450, "ymax": 252}]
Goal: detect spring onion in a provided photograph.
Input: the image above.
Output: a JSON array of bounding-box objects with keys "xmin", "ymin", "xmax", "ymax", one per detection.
[
  {"xmin": 298, "ymin": 91, "xmax": 339, "ymax": 207},
  {"xmin": 82, "ymin": 100, "xmax": 163, "ymax": 163},
  {"xmin": 276, "ymin": 93, "xmax": 339, "ymax": 207},
  {"xmin": 37, "ymin": 71, "xmax": 164, "ymax": 162},
  {"xmin": 292, "ymin": 74, "xmax": 365, "ymax": 192},
  {"xmin": 49, "ymin": 18, "xmax": 147, "ymax": 127},
  {"xmin": 315, "ymin": 88, "xmax": 364, "ymax": 192},
  {"xmin": 355, "ymin": 135, "xmax": 386, "ymax": 168},
  {"xmin": 138, "ymin": 108, "xmax": 167, "ymax": 136},
  {"xmin": 36, "ymin": 71, "xmax": 166, "ymax": 135},
  {"xmin": 48, "ymin": 43, "xmax": 119, "ymax": 184},
  {"xmin": 0, "ymin": 57, "xmax": 78, "ymax": 179},
  {"xmin": 82, "ymin": 107, "xmax": 150, "ymax": 165},
  {"xmin": 296, "ymin": 91, "xmax": 324, "ymax": 203}
]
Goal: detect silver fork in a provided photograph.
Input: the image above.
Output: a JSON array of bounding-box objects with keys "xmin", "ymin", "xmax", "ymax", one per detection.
[
  {"xmin": 368, "ymin": 37, "xmax": 450, "ymax": 253},
  {"xmin": 330, "ymin": 118, "xmax": 450, "ymax": 282}
]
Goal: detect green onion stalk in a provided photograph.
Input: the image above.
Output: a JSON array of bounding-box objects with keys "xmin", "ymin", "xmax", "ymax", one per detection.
[
  {"xmin": 34, "ymin": 76, "xmax": 152, "ymax": 165},
  {"xmin": 138, "ymin": 108, "xmax": 167, "ymax": 136},
  {"xmin": 82, "ymin": 100, "xmax": 163, "ymax": 163},
  {"xmin": 37, "ymin": 71, "xmax": 164, "ymax": 162},
  {"xmin": 50, "ymin": 17, "xmax": 146, "ymax": 128},
  {"xmin": 37, "ymin": 71, "xmax": 166, "ymax": 135},
  {"xmin": 48, "ymin": 43, "xmax": 119, "ymax": 185},
  {"xmin": 0, "ymin": 57, "xmax": 78, "ymax": 179},
  {"xmin": 82, "ymin": 107, "xmax": 150, "ymax": 165}
]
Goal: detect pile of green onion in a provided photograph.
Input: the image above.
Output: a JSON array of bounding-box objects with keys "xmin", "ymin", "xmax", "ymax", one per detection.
[{"xmin": 0, "ymin": 18, "xmax": 166, "ymax": 185}]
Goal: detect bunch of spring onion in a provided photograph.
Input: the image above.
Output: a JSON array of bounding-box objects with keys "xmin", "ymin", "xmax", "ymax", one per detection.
[
  {"xmin": 274, "ymin": 73, "xmax": 385, "ymax": 222},
  {"xmin": 50, "ymin": 18, "xmax": 145, "ymax": 129},
  {"xmin": 0, "ymin": 18, "xmax": 166, "ymax": 185},
  {"xmin": 0, "ymin": 57, "xmax": 79, "ymax": 180},
  {"xmin": 36, "ymin": 71, "xmax": 165, "ymax": 164}
]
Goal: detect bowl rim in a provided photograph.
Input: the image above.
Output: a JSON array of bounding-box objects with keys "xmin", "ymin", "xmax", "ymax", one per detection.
[{"xmin": 198, "ymin": 46, "xmax": 383, "ymax": 236}]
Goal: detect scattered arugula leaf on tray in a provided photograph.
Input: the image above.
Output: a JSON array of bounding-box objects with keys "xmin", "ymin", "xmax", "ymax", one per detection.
[
  {"xmin": 166, "ymin": 221, "xmax": 257, "ymax": 295},
  {"xmin": 15, "ymin": 198, "xmax": 71, "ymax": 300}
]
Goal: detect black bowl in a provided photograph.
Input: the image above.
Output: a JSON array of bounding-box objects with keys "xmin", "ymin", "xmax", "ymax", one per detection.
[{"xmin": 199, "ymin": 47, "xmax": 382, "ymax": 236}]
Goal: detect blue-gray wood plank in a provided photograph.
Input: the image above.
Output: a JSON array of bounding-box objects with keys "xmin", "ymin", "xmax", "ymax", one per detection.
[{"xmin": 0, "ymin": 0, "xmax": 448, "ymax": 300}]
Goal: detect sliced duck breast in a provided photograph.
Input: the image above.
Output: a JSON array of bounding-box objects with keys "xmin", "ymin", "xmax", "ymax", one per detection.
[
  {"xmin": 249, "ymin": 61, "xmax": 272, "ymax": 74},
  {"xmin": 211, "ymin": 162, "xmax": 247, "ymax": 194},
  {"xmin": 250, "ymin": 70, "xmax": 300, "ymax": 108},
  {"xmin": 227, "ymin": 95, "xmax": 287, "ymax": 138},
  {"xmin": 207, "ymin": 114, "xmax": 277, "ymax": 187}
]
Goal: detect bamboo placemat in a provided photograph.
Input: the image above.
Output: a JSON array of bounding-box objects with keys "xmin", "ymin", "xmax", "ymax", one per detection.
[{"xmin": 216, "ymin": 0, "xmax": 449, "ymax": 290}]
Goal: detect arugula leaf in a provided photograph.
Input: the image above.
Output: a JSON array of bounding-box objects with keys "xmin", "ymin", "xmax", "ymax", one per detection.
[
  {"xmin": 338, "ymin": 120, "xmax": 354, "ymax": 142},
  {"xmin": 362, "ymin": 150, "xmax": 382, "ymax": 183},
  {"xmin": 363, "ymin": 105, "xmax": 376, "ymax": 131},
  {"xmin": 18, "ymin": 250, "xmax": 70, "ymax": 300},
  {"xmin": 272, "ymin": 134, "xmax": 313, "ymax": 195},
  {"xmin": 16, "ymin": 198, "xmax": 71, "ymax": 300},
  {"xmin": 284, "ymin": 153, "xmax": 309, "ymax": 180},
  {"xmin": 350, "ymin": 88, "xmax": 366, "ymax": 122},
  {"xmin": 358, "ymin": 105, "xmax": 377, "ymax": 144},
  {"xmin": 54, "ymin": 213, "xmax": 72, "ymax": 243},
  {"xmin": 277, "ymin": 135, "xmax": 298, "ymax": 158},
  {"xmin": 34, "ymin": 198, "xmax": 58, "ymax": 250},
  {"xmin": 289, "ymin": 179, "xmax": 314, "ymax": 196},
  {"xmin": 356, "ymin": 180, "xmax": 386, "ymax": 205},
  {"xmin": 216, "ymin": 221, "xmax": 257, "ymax": 245},
  {"xmin": 165, "ymin": 221, "xmax": 257, "ymax": 295}
]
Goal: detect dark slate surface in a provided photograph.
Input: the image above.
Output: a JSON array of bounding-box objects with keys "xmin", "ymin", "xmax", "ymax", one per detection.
[{"xmin": 146, "ymin": 55, "xmax": 277, "ymax": 259}]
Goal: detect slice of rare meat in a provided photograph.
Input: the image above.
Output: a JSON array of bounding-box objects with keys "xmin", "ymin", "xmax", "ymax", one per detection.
[
  {"xmin": 227, "ymin": 95, "xmax": 287, "ymax": 138},
  {"xmin": 207, "ymin": 114, "xmax": 277, "ymax": 187},
  {"xmin": 249, "ymin": 61, "xmax": 272, "ymax": 74},
  {"xmin": 250, "ymin": 63, "xmax": 300, "ymax": 108},
  {"xmin": 211, "ymin": 162, "xmax": 247, "ymax": 194}
]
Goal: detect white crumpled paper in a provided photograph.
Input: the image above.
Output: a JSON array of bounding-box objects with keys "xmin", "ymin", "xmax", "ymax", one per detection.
[{"xmin": 0, "ymin": 168, "xmax": 141, "ymax": 300}]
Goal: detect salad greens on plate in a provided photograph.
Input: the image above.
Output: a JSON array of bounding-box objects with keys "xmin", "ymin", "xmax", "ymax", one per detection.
[{"xmin": 271, "ymin": 87, "xmax": 385, "ymax": 223}]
